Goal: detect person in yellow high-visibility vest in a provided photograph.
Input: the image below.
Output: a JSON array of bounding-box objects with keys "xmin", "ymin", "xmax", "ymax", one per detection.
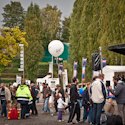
[{"xmin": 16, "ymin": 81, "xmax": 32, "ymax": 119}]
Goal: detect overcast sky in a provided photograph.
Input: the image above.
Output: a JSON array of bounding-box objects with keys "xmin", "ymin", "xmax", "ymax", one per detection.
[{"xmin": 0, "ymin": 0, "xmax": 75, "ymax": 27}]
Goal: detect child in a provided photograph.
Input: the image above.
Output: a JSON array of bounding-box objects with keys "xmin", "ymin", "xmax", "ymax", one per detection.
[
  {"xmin": 107, "ymin": 98, "xmax": 115, "ymax": 115},
  {"xmin": 57, "ymin": 93, "xmax": 67, "ymax": 122},
  {"xmin": 101, "ymin": 98, "xmax": 115, "ymax": 124}
]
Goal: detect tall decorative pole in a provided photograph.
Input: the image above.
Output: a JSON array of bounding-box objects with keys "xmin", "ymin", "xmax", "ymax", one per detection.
[
  {"xmin": 99, "ymin": 47, "xmax": 102, "ymax": 73},
  {"xmin": 18, "ymin": 44, "xmax": 25, "ymax": 81}
]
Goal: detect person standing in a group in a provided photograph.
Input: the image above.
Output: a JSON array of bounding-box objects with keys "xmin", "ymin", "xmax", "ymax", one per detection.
[
  {"xmin": 36, "ymin": 84, "xmax": 40, "ymax": 104},
  {"xmin": 30, "ymin": 81, "xmax": 38, "ymax": 115},
  {"xmin": 82, "ymin": 82, "xmax": 92, "ymax": 124},
  {"xmin": 57, "ymin": 84, "xmax": 65, "ymax": 102},
  {"xmin": 68, "ymin": 78, "xmax": 80, "ymax": 124},
  {"xmin": 54, "ymin": 88, "xmax": 58, "ymax": 113},
  {"xmin": 65, "ymin": 85, "xmax": 71, "ymax": 112},
  {"xmin": 0, "ymin": 83, "xmax": 11, "ymax": 117},
  {"xmin": 57, "ymin": 93, "xmax": 67, "ymax": 122},
  {"xmin": 109, "ymin": 76, "xmax": 125, "ymax": 125},
  {"xmin": 91, "ymin": 74, "xmax": 107, "ymax": 125},
  {"xmin": 16, "ymin": 81, "xmax": 32, "ymax": 119}
]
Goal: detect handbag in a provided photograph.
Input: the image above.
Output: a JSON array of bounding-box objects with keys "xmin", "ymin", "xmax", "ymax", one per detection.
[{"xmin": 84, "ymin": 102, "xmax": 90, "ymax": 108}]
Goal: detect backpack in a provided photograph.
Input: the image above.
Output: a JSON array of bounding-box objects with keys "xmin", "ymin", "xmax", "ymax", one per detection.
[
  {"xmin": 36, "ymin": 89, "xmax": 41, "ymax": 99},
  {"xmin": 106, "ymin": 115, "xmax": 123, "ymax": 125}
]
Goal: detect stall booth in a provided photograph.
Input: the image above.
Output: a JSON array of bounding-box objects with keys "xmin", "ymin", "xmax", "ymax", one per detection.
[
  {"xmin": 103, "ymin": 65, "xmax": 125, "ymax": 89},
  {"xmin": 107, "ymin": 43, "xmax": 125, "ymax": 98}
]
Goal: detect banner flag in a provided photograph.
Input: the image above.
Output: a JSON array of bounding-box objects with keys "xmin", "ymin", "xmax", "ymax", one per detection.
[
  {"xmin": 102, "ymin": 59, "xmax": 107, "ymax": 68},
  {"xmin": 82, "ymin": 57, "xmax": 87, "ymax": 82},
  {"xmin": 73, "ymin": 61, "xmax": 78, "ymax": 78},
  {"xmin": 48, "ymin": 62, "xmax": 53, "ymax": 73},
  {"xmin": 58, "ymin": 64, "xmax": 63, "ymax": 78}
]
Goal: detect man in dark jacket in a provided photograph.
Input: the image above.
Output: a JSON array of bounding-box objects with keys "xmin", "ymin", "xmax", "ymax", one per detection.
[
  {"xmin": 30, "ymin": 81, "xmax": 38, "ymax": 115},
  {"xmin": 68, "ymin": 78, "xmax": 80, "ymax": 124},
  {"xmin": 42, "ymin": 83, "xmax": 52, "ymax": 113},
  {"xmin": 82, "ymin": 82, "xmax": 92, "ymax": 124},
  {"xmin": 109, "ymin": 76, "xmax": 125, "ymax": 125}
]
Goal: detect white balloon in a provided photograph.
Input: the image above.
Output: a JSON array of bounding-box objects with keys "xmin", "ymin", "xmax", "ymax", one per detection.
[{"xmin": 48, "ymin": 40, "xmax": 64, "ymax": 57}]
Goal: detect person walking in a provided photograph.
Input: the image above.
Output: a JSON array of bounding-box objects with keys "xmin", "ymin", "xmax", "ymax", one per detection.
[
  {"xmin": 42, "ymin": 83, "xmax": 52, "ymax": 113},
  {"xmin": 16, "ymin": 81, "xmax": 32, "ymax": 119},
  {"xmin": 91, "ymin": 74, "xmax": 107, "ymax": 125},
  {"xmin": 68, "ymin": 78, "xmax": 81, "ymax": 124},
  {"xmin": 109, "ymin": 76, "xmax": 125, "ymax": 125},
  {"xmin": 0, "ymin": 83, "xmax": 11, "ymax": 117}
]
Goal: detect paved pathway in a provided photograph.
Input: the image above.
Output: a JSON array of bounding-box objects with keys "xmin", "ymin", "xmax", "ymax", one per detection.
[{"xmin": 0, "ymin": 99, "xmax": 118, "ymax": 125}]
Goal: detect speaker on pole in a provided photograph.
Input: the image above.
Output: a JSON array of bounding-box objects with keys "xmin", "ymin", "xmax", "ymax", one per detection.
[{"xmin": 92, "ymin": 53, "xmax": 101, "ymax": 71}]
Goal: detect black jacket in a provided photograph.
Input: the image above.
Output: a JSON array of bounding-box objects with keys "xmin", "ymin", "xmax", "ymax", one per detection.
[
  {"xmin": 58, "ymin": 88, "xmax": 65, "ymax": 101},
  {"xmin": 70, "ymin": 83, "xmax": 80, "ymax": 102},
  {"xmin": 31, "ymin": 85, "xmax": 38, "ymax": 101}
]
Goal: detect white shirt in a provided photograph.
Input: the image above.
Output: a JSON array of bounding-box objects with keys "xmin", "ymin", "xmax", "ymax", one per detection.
[
  {"xmin": 57, "ymin": 98, "xmax": 67, "ymax": 108},
  {"xmin": 91, "ymin": 78, "xmax": 107, "ymax": 103}
]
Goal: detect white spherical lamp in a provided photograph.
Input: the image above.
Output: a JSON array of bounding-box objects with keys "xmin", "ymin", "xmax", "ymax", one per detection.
[{"xmin": 48, "ymin": 40, "xmax": 64, "ymax": 57}]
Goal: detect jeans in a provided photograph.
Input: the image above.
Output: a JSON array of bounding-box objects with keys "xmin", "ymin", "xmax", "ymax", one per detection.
[
  {"xmin": 92, "ymin": 101, "xmax": 105, "ymax": 125},
  {"xmin": 37, "ymin": 98, "xmax": 39, "ymax": 104},
  {"xmin": 43, "ymin": 97, "xmax": 50, "ymax": 112},
  {"xmin": 77, "ymin": 99, "xmax": 83, "ymax": 109},
  {"xmin": 1, "ymin": 100, "xmax": 7, "ymax": 116},
  {"xmin": 83, "ymin": 106, "xmax": 92, "ymax": 122}
]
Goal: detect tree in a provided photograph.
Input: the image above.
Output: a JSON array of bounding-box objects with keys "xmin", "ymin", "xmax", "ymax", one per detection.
[
  {"xmin": 98, "ymin": 0, "xmax": 125, "ymax": 65},
  {"xmin": 40, "ymin": 4, "xmax": 62, "ymax": 48},
  {"xmin": 68, "ymin": 0, "xmax": 85, "ymax": 81},
  {"xmin": 0, "ymin": 26, "xmax": 28, "ymax": 66},
  {"xmin": 61, "ymin": 16, "xmax": 71, "ymax": 43},
  {"xmin": 24, "ymin": 3, "xmax": 44, "ymax": 80},
  {"xmin": 69, "ymin": 0, "xmax": 125, "ymax": 82},
  {"xmin": 2, "ymin": 1, "xmax": 25, "ymax": 31}
]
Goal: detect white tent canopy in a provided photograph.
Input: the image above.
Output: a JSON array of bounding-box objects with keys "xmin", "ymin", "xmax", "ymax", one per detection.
[{"xmin": 102, "ymin": 65, "xmax": 125, "ymax": 89}]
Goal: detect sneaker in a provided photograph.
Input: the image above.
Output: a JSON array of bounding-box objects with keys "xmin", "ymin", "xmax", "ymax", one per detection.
[
  {"xmin": 67, "ymin": 122, "xmax": 75, "ymax": 124},
  {"xmin": 58, "ymin": 120, "xmax": 62, "ymax": 122},
  {"xmin": 89, "ymin": 122, "xmax": 92, "ymax": 124},
  {"xmin": 41, "ymin": 111, "xmax": 46, "ymax": 114},
  {"xmin": 76, "ymin": 120, "xmax": 80, "ymax": 124},
  {"xmin": 61, "ymin": 119, "xmax": 64, "ymax": 121}
]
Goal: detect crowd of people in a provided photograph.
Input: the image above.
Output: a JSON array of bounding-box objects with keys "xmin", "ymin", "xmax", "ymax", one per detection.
[{"xmin": 0, "ymin": 73, "xmax": 125, "ymax": 125}]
